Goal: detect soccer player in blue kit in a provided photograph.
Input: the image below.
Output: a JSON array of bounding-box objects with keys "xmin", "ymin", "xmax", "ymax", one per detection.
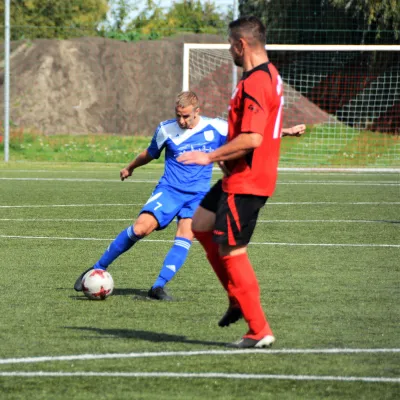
[{"xmin": 74, "ymin": 91, "xmax": 228, "ymax": 300}]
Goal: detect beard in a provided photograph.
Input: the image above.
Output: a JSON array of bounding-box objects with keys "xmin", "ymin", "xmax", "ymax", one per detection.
[{"xmin": 232, "ymin": 54, "xmax": 243, "ymax": 67}]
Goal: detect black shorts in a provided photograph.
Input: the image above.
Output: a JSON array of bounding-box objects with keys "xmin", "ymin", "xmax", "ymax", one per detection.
[{"xmin": 200, "ymin": 180, "xmax": 268, "ymax": 246}]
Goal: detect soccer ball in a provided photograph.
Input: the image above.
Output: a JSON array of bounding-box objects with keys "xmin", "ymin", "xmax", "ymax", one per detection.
[{"xmin": 82, "ymin": 269, "xmax": 114, "ymax": 300}]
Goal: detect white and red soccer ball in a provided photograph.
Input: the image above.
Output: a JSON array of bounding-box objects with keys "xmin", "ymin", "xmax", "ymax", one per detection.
[{"xmin": 82, "ymin": 269, "xmax": 114, "ymax": 300}]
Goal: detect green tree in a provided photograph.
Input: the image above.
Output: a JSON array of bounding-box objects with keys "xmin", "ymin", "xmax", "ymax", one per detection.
[
  {"xmin": 330, "ymin": 0, "xmax": 400, "ymax": 40},
  {"xmin": 127, "ymin": 0, "xmax": 227, "ymax": 38},
  {"xmin": 126, "ymin": 0, "xmax": 167, "ymax": 37},
  {"xmin": 0, "ymin": 0, "xmax": 109, "ymax": 39},
  {"xmin": 167, "ymin": 0, "xmax": 226, "ymax": 34},
  {"xmin": 238, "ymin": 0, "xmax": 399, "ymax": 44},
  {"xmin": 107, "ymin": 0, "xmax": 137, "ymax": 31}
]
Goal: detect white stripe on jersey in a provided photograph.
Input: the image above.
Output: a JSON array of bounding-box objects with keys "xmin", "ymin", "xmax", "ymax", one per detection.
[
  {"xmin": 202, "ymin": 117, "xmax": 228, "ymax": 137},
  {"xmin": 155, "ymin": 119, "xmax": 175, "ymax": 150},
  {"xmin": 155, "ymin": 117, "xmax": 228, "ymax": 150}
]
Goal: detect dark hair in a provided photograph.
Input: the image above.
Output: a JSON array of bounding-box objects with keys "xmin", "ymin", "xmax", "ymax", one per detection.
[{"xmin": 228, "ymin": 16, "xmax": 266, "ymax": 46}]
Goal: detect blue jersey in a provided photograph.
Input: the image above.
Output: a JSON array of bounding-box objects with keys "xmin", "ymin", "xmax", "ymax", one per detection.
[{"xmin": 147, "ymin": 116, "xmax": 228, "ymax": 193}]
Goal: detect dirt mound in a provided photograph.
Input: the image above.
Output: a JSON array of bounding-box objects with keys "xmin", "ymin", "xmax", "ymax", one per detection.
[
  {"xmin": 1, "ymin": 34, "xmax": 331, "ymax": 135},
  {"xmin": 2, "ymin": 34, "xmax": 225, "ymax": 135}
]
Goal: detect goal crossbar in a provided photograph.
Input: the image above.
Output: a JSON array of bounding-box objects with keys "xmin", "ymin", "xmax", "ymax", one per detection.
[
  {"xmin": 183, "ymin": 44, "xmax": 400, "ymax": 91},
  {"xmin": 183, "ymin": 43, "xmax": 400, "ymax": 171}
]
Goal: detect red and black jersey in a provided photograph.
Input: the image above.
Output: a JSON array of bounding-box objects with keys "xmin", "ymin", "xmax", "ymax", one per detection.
[{"xmin": 223, "ymin": 62, "xmax": 284, "ymax": 196}]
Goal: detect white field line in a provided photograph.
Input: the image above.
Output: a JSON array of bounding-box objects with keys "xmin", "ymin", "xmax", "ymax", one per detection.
[
  {"xmin": 0, "ymin": 204, "xmax": 143, "ymax": 208},
  {"xmin": 0, "ymin": 177, "xmax": 158, "ymax": 183},
  {"xmin": 0, "ymin": 202, "xmax": 399, "ymax": 209},
  {"xmin": 1, "ymin": 167, "xmax": 399, "ymax": 174},
  {"xmin": 0, "ymin": 218, "xmax": 397, "ymax": 224},
  {"xmin": 0, "ymin": 371, "xmax": 398, "ymax": 383},
  {"xmin": 0, "ymin": 177, "xmax": 399, "ymax": 186},
  {"xmin": 0, "ymin": 218, "xmax": 133, "ymax": 222},
  {"xmin": 0, "ymin": 170, "xmax": 161, "ymax": 174},
  {"xmin": 1, "ymin": 348, "xmax": 399, "ymax": 365},
  {"xmin": 1, "ymin": 168, "xmax": 399, "ymax": 174},
  {"xmin": 277, "ymin": 167, "xmax": 400, "ymax": 173},
  {"xmin": 257, "ymin": 219, "xmax": 399, "ymax": 223},
  {"xmin": 280, "ymin": 182, "xmax": 399, "ymax": 186},
  {"xmin": 0, "ymin": 235, "xmax": 399, "ymax": 247}
]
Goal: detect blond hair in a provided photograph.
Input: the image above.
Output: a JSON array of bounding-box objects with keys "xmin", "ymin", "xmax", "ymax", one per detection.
[{"xmin": 175, "ymin": 91, "xmax": 199, "ymax": 109}]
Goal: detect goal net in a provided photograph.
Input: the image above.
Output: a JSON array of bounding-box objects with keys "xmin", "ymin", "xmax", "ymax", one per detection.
[{"xmin": 183, "ymin": 44, "xmax": 400, "ymax": 170}]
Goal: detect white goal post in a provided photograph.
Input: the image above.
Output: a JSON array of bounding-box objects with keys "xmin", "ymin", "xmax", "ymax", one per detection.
[{"xmin": 183, "ymin": 43, "xmax": 400, "ymax": 171}]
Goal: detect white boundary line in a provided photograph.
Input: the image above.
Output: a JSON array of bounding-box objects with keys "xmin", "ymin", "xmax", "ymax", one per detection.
[
  {"xmin": 0, "ymin": 177, "xmax": 158, "ymax": 183},
  {"xmin": 0, "ymin": 235, "xmax": 399, "ymax": 247},
  {"xmin": 1, "ymin": 218, "xmax": 397, "ymax": 224},
  {"xmin": 0, "ymin": 202, "xmax": 399, "ymax": 209},
  {"xmin": 279, "ymin": 182, "xmax": 399, "ymax": 186},
  {"xmin": 1, "ymin": 168, "xmax": 399, "ymax": 174},
  {"xmin": 0, "ymin": 218, "xmax": 133, "ymax": 222},
  {"xmin": 278, "ymin": 167, "xmax": 400, "ymax": 173},
  {"xmin": 0, "ymin": 203, "xmax": 142, "ymax": 208},
  {"xmin": 0, "ymin": 169, "xmax": 161, "ymax": 174},
  {"xmin": 0, "ymin": 371, "xmax": 398, "ymax": 383},
  {"xmin": 256, "ymin": 219, "xmax": 399, "ymax": 224},
  {"xmin": 1, "ymin": 348, "xmax": 399, "ymax": 364},
  {"xmin": 0, "ymin": 177, "xmax": 398, "ymax": 186}
]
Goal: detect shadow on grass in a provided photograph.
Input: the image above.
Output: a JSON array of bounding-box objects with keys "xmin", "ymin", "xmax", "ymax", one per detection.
[
  {"xmin": 69, "ymin": 288, "xmax": 174, "ymax": 300},
  {"xmin": 64, "ymin": 326, "xmax": 226, "ymax": 347},
  {"xmin": 113, "ymin": 288, "xmax": 149, "ymax": 298}
]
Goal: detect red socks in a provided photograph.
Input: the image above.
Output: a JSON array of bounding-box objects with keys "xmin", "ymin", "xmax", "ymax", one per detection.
[
  {"xmin": 193, "ymin": 230, "xmax": 237, "ymax": 307},
  {"xmin": 222, "ymin": 253, "xmax": 273, "ymax": 339},
  {"xmin": 194, "ymin": 230, "xmax": 273, "ymax": 338}
]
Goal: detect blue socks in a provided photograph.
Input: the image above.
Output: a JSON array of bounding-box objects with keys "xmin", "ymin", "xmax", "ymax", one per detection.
[
  {"xmin": 152, "ymin": 237, "xmax": 192, "ymax": 288},
  {"xmin": 93, "ymin": 226, "xmax": 142, "ymax": 270},
  {"xmin": 92, "ymin": 230, "xmax": 191, "ymax": 289}
]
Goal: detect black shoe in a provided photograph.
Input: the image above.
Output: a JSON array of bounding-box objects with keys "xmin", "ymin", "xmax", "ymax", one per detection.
[
  {"xmin": 74, "ymin": 267, "xmax": 93, "ymax": 292},
  {"xmin": 147, "ymin": 286, "xmax": 173, "ymax": 301},
  {"xmin": 218, "ymin": 307, "xmax": 243, "ymax": 327}
]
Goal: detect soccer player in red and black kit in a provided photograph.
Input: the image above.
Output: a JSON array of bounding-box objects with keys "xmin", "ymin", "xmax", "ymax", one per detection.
[{"xmin": 178, "ymin": 16, "xmax": 283, "ymax": 348}]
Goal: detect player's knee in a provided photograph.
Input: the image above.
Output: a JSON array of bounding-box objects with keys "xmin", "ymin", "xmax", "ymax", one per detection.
[
  {"xmin": 192, "ymin": 207, "xmax": 215, "ymax": 231},
  {"xmin": 176, "ymin": 218, "xmax": 194, "ymax": 240},
  {"xmin": 219, "ymin": 243, "xmax": 247, "ymax": 257},
  {"xmin": 133, "ymin": 214, "xmax": 158, "ymax": 237},
  {"xmin": 133, "ymin": 223, "xmax": 156, "ymax": 237},
  {"xmin": 133, "ymin": 225, "xmax": 148, "ymax": 237}
]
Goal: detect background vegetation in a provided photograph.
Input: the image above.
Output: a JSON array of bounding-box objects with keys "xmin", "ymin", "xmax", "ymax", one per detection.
[
  {"xmin": 1, "ymin": 128, "xmax": 399, "ymax": 168},
  {"xmin": 0, "ymin": 0, "xmax": 399, "ymax": 43},
  {"xmin": 240, "ymin": 0, "xmax": 400, "ymax": 43}
]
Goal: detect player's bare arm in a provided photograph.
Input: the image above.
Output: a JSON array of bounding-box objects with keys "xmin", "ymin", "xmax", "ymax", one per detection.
[
  {"xmin": 178, "ymin": 133, "xmax": 262, "ymax": 165},
  {"xmin": 120, "ymin": 149, "xmax": 154, "ymax": 181}
]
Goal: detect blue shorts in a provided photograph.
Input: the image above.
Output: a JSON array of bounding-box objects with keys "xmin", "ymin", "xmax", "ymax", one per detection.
[{"xmin": 139, "ymin": 184, "xmax": 207, "ymax": 230}]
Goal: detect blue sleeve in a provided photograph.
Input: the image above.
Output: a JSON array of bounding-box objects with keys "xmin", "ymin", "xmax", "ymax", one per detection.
[
  {"xmin": 219, "ymin": 132, "xmax": 228, "ymax": 147},
  {"xmin": 147, "ymin": 124, "xmax": 166, "ymax": 160}
]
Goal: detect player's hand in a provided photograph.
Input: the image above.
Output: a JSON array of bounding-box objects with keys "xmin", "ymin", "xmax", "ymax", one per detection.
[
  {"xmin": 217, "ymin": 161, "xmax": 231, "ymax": 176},
  {"xmin": 120, "ymin": 167, "xmax": 132, "ymax": 181},
  {"xmin": 177, "ymin": 151, "xmax": 211, "ymax": 165},
  {"xmin": 289, "ymin": 124, "xmax": 306, "ymax": 137}
]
